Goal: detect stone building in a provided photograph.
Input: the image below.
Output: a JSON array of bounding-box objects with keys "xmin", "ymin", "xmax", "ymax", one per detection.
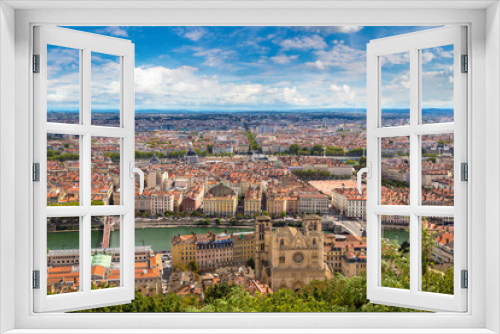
[
  {"xmin": 232, "ymin": 232, "xmax": 255, "ymax": 266},
  {"xmin": 255, "ymin": 215, "xmax": 331, "ymax": 291}
]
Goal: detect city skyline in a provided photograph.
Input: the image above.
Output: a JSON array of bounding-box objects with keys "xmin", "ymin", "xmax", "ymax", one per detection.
[{"xmin": 46, "ymin": 25, "xmax": 454, "ymax": 112}]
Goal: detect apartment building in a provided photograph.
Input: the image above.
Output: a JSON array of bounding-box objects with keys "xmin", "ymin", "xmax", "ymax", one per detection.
[
  {"xmin": 331, "ymin": 187, "xmax": 367, "ymax": 219},
  {"xmin": 171, "ymin": 231, "xmax": 234, "ymax": 271},
  {"xmin": 203, "ymin": 183, "xmax": 237, "ymax": 216},
  {"xmin": 244, "ymin": 186, "xmax": 262, "ymax": 215},
  {"xmin": 298, "ymin": 193, "xmax": 330, "ymax": 213},
  {"xmin": 232, "ymin": 232, "xmax": 255, "ymax": 266},
  {"xmin": 182, "ymin": 184, "xmax": 204, "ymax": 212}
]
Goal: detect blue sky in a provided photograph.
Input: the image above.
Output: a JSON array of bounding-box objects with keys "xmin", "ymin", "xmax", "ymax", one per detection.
[{"xmin": 47, "ymin": 26, "xmax": 454, "ymax": 111}]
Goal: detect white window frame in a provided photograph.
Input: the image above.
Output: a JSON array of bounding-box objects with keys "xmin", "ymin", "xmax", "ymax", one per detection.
[
  {"xmin": 33, "ymin": 26, "xmax": 136, "ymax": 312},
  {"xmin": 0, "ymin": 1, "xmax": 498, "ymax": 333},
  {"xmin": 365, "ymin": 26, "xmax": 467, "ymax": 312}
]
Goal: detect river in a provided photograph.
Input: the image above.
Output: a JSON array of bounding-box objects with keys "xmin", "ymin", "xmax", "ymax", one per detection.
[
  {"xmin": 47, "ymin": 227, "xmax": 251, "ymax": 251},
  {"xmin": 47, "ymin": 226, "xmax": 409, "ymax": 252}
]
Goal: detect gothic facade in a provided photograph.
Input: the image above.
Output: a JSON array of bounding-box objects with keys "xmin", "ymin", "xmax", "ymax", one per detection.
[{"xmin": 255, "ymin": 215, "xmax": 331, "ymax": 291}]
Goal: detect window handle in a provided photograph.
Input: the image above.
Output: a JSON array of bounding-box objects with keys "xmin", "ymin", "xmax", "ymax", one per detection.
[
  {"xmin": 129, "ymin": 162, "xmax": 144, "ymax": 195},
  {"xmin": 357, "ymin": 162, "xmax": 371, "ymax": 195}
]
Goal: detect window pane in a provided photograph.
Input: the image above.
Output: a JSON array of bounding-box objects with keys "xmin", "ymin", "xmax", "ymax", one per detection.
[
  {"xmin": 91, "ymin": 137, "xmax": 121, "ymax": 205},
  {"xmin": 381, "ymin": 136, "xmax": 410, "ymax": 205},
  {"xmin": 47, "ymin": 134, "xmax": 80, "ymax": 206},
  {"xmin": 421, "ymin": 134, "xmax": 454, "ymax": 206},
  {"xmin": 381, "ymin": 215, "xmax": 410, "ymax": 290},
  {"xmin": 47, "ymin": 45, "xmax": 80, "ymax": 124},
  {"xmin": 91, "ymin": 52, "xmax": 121, "ymax": 127},
  {"xmin": 91, "ymin": 215, "xmax": 121, "ymax": 290},
  {"xmin": 47, "ymin": 217, "xmax": 80, "ymax": 294},
  {"xmin": 421, "ymin": 216, "xmax": 454, "ymax": 295},
  {"xmin": 421, "ymin": 45, "xmax": 454, "ymax": 124},
  {"xmin": 380, "ymin": 51, "xmax": 410, "ymax": 127}
]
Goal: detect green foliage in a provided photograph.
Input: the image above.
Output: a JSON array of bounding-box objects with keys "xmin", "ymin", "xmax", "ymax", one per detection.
[
  {"xmin": 168, "ymin": 151, "xmax": 187, "ymax": 159},
  {"xmin": 47, "ymin": 153, "xmax": 79, "ymax": 162},
  {"xmin": 91, "ymin": 200, "xmax": 105, "ymax": 205},
  {"xmin": 78, "ymin": 226, "xmax": 452, "ymax": 313},
  {"xmin": 174, "ymin": 262, "xmax": 188, "ymax": 272},
  {"xmin": 292, "ymin": 169, "xmax": 333, "ymax": 181},
  {"xmin": 245, "ymin": 127, "xmax": 260, "ymax": 152},
  {"xmin": 347, "ymin": 148, "xmax": 364, "ymax": 157},
  {"xmin": 135, "ymin": 151, "xmax": 166, "ymax": 160},
  {"xmin": 289, "ymin": 144, "xmax": 300, "ymax": 154},
  {"xmin": 188, "ymin": 261, "xmax": 199, "ymax": 273},
  {"xmin": 48, "ymin": 201, "xmax": 79, "ymax": 206},
  {"xmin": 381, "ymin": 178, "xmax": 410, "ymax": 189},
  {"xmin": 246, "ymin": 258, "xmax": 255, "ymax": 270},
  {"xmin": 215, "ymin": 218, "xmax": 221, "ymax": 225},
  {"xmin": 104, "ymin": 152, "xmax": 120, "ymax": 162},
  {"xmin": 80, "ymin": 275, "xmax": 424, "ymax": 313}
]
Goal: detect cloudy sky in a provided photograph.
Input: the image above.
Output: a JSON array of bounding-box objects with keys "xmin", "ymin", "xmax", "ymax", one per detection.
[{"xmin": 46, "ymin": 26, "xmax": 454, "ymax": 111}]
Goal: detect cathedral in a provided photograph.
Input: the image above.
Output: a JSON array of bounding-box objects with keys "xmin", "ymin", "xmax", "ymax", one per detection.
[{"xmin": 255, "ymin": 215, "xmax": 332, "ymax": 291}]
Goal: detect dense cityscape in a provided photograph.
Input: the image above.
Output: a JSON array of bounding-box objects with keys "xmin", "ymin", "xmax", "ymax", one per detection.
[{"xmin": 45, "ymin": 110, "xmax": 455, "ymax": 312}]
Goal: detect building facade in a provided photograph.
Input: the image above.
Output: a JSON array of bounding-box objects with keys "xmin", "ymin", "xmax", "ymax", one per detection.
[{"xmin": 254, "ymin": 215, "xmax": 331, "ymax": 291}]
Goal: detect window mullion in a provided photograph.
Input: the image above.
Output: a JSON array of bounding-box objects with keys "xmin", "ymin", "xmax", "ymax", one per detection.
[
  {"xmin": 81, "ymin": 47, "xmax": 92, "ymax": 294},
  {"xmin": 409, "ymin": 47, "xmax": 420, "ymax": 294}
]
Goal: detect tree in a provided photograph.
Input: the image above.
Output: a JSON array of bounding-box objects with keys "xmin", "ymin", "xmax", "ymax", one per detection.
[
  {"xmin": 215, "ymin": 218, "xmax": 221, "ymax": 225},
  {"xmin": 347, "ymin": 148, "xmax": 364, "ymax": 157},
  {"xmin": 263, "ymin": 211, "xmax": 269, "ymax": 216},
  {"xmin": 289, "ymin": 144, "xmax": 300, "ymax": 155},
  {"xmin": 280, "ymin": 211, "xmax": 287, "ymax": 218},
  {"xmin": 236, "ymin": 213, "xmax": 243, "ymax": 220},
  {"xmin": 246, "ymin": 258, "xmax": 255, "ymax": 269},
  {"xmin": 173, "ymin": 262, "xmax": 187, "ymax": 272},
  {"xmin": 188, "ymin": 261, "xmax": 199, "ymax": 273},
  {"xmin": 312, "ymin": 144, "xmax": 323, "ymax": 155}
]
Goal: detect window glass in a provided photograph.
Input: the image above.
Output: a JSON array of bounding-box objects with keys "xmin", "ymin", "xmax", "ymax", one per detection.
[
  {"xmin": 381, "ymin": 215, "xmax": 410, "ymax": 290},
  {"xmin": 47, "ymin": 217, "xmax": 80, "ymax": 294},
  {"xmin": 47, "ymin": 134, "xmax": 80, "ymax": 206},
  {"xmin": 421, "ymin": 216, "xmax": 454, "ymax": 294},
  {"xmin": 91, "ymin": 52, "xmax": 121, "ymax": 127},
  {"xmin": 380, "ymin": 51, "xmax": 410, "ymax": 127},
  {"xmin": 91, "ymin": 137, "xmax": 121, "ymax": 205},
  {"xmin": 381, "ymin": 136, "xmax": 410, "ymax": 205},
  {"xmin": 421, "ymin": 45, "xmax": 454, "ymax": 124},
  {"xmin": 47, "ymin": 45, "xmax": 80, "ymax": 124},
  {"xmin": 91, "ymin": 215, "xmax": 121, "ymax": 290},
  {"xmin": 421, "ymin": 134, "xmax": 454, "ymax": 206}
]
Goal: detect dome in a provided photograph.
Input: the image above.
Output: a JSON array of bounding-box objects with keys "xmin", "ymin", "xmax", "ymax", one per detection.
[{"xmin": 186, "ymin": 150, "xmax": 198, "ymax": 157}]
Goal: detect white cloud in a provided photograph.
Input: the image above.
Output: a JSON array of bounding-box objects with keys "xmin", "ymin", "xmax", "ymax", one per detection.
[
  {"xmin": 270, "ymin": 54, "xmax": 298, "ymax": 64},
  {"xmin": 279, "ymin": 35, "xmax": 327, "ymax": 51},
  {"xmin": 305, "ymin": 42, "xmax": 366, "ymax": 76},
  {"xmin": 330, "ymin": 84, "xmax": 356, "ymax": 102},
  {"xmin": 422, "ymin": 51, "xmax": 435, "ymax": 64},
  {"xmin": 380, "ymin": 52, "xmax": 410, "ymax": 66},
  {"xmin": 184, "ymin": 27, "xmax": 208, "ymax": 41},
  {"xmin": 306, "ymin": 60, "xmax": 327, "ymax": 70},
  {"xmin": 96, "ymin": 27, "xmax": 129, "ymax": 37},
  {"xmin": 191, "ymin": 47, "xmax": 236, "ymax": 68}
]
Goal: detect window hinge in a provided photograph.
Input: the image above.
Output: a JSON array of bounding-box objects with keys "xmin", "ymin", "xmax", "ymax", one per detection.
[
  {"xmin": 33, "ymin": 54, "xmax": 40, "ymax": 73},
  {"xmin": 461, "ymin": 54, "xmax": 468, "ymax": 73},
  {"xmin": 461, "ymin": 270, "xmax": 468, "ymax": 289},
  {"xmin": 33, "ymin": 163, "xmax": 40, "ymax": 182},
  {"xmin": 33, "ymin": 270, "xmax": 40, "ymax": 289},
  {"xmin": 461, "ymin": 162, "xmax": 468, "ymax": 181}
]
